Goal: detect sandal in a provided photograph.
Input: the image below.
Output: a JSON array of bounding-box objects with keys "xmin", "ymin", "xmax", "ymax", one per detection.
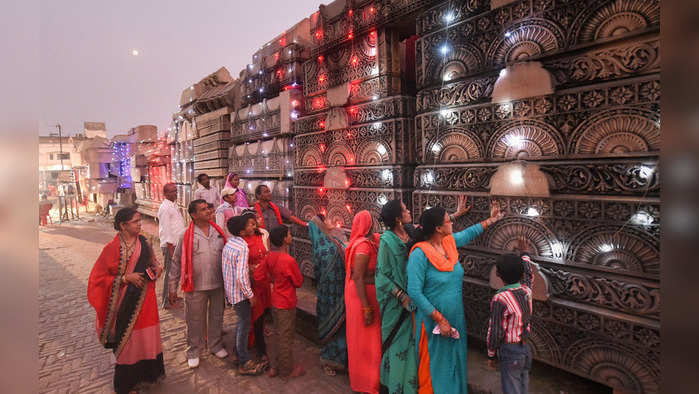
[
  {"xmin": 238, "ymin": 360, "xmax": 263, "ymax": 375},
  {"xmin": 322, "ymin": 365, "xmax": 336, "ymax": 376}
]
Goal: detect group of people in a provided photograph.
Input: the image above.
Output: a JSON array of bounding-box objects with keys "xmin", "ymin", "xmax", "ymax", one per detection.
[{"xmin": 87, "ymin": 171, "xmax": 536, "ymax": 394}]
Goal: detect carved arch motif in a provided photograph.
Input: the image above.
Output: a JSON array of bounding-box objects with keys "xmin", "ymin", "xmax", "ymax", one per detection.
[
  {"xmin": 528, "ymin": 320, "xmax": 562, "ymax": 365},
  {"xmin": 429, "ymin": 130, "xmax": 483, "ymax": 163},
  {"xmin": 483, "ymin": 217, "xmax": 559, "ymax": 258},
  {"xmin": 423, "ymin": 43, "xmax": 484, "ymax": 86},
  {"xmin": 564, "ymin": 339, "xmax": 659, "ymax": 393},
  {"xmin": 299, "ymin": 146, "xmax": 323, "ymax": 168},
  {"xmin": 568, "ymin": 226, "xmax": 659, "ymax": 275},
  {"xmin": 488, "ymin": 19, "xmax": 565, "ymax": 66},
  {"xmin": 357, "ymin": 140, "xmax": 390, "ymax": 165},
  {"xmin": 488, "ymin": 120, "xmax": 564, "ymax": 159},
  {"xmin": 325, "ymin": 143, "xmax": 351, "ymax": 166},
  {"xmin": 569, "ymin": 108, "xmax": 660, "ymax": 155},
  {"xmin": 572, "ymin": 0, "xmax": 660, "ymax": 43}
]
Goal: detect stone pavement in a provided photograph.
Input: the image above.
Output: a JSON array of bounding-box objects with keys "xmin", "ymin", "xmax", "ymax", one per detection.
[
  {"xmin": 39, "ymin": 215, "xmax": 608, "ymax": 393},
  {"xmin": 39, "ymin": 217, "xmax": 352, "ymax": 394}
]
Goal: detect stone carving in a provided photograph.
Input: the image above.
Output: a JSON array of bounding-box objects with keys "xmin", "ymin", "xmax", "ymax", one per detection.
[
  {"xmin": 567, "ymin": 225, "xmax": 659, "ymax": 275},
  {"xmin": 572, "ymin": 0, "xmax": 660, "ymax": 43},
  {"xmin": 563, "ymin": 339, "xmax": 659, "ymax": 393},
  {"xmin": 483, "ymin": 218, "xmax": 560, "ymax": 258},
  {"xmin": 487, "ymin": 19, "xmax": 564, "ymax": 65},
  {"xmin": 569, "ymin": 108, "xmax": 660, "ymax": 154},
  {"xmin": 547, "ymin": 39, "xmax": 660, "ymax": 86},
  {"xmin": 487, "ymin": 121, "xmax": 564, "ymax": 159}
]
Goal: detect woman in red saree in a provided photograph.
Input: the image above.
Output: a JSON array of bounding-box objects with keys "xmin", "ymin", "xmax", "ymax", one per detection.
[
  {"xmin": 88, "ymin": 208, "xmax": 165, "ymax": 394},
  {"xmin": 241, "ymin": 211, "xmax": 271, "ymax": 366},
  {"xmin": 344, "ymin": 210, "xmax": 382, "ymax": 394}
]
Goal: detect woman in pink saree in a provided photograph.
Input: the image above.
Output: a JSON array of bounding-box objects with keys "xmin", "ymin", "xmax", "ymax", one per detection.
[{"xmin": 222, "ymin": 172, "xmax": 249, "ymax": 210}]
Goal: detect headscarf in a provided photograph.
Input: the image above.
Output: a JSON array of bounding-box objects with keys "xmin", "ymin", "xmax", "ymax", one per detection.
[{"xmin": 344, "ymin": 210, "xmax": 379, "ymax": 272}]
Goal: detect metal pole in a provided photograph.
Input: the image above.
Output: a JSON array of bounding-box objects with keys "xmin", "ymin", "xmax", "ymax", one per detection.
[{"xmin": 55, "ymin": 123, "xmax": 64, "ymax": 171}]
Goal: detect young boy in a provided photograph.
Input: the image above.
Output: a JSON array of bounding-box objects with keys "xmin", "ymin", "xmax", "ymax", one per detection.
[
  {"xmin": 265, "ymin": 225, "xmax": 305, "ymax": 378},
  {"xmin": 486, "ymin": 253, "xmax": 533, "ymax": 394}
]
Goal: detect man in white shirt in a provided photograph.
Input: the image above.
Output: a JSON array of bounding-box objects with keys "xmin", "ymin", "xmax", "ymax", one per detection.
[
  {"xmin": 215, "ymin": 188, "xmax": 236, "ymax": 238},
  {"xmin": 158, "ymin": 183, "xmax": 185, "ymax": 309},
  {"xmin": 193, "ymin": 173, "xmax": 220, "ymax": 208}
]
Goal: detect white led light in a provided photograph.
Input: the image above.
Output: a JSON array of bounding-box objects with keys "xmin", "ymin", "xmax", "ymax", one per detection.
[
  {"xmin": 290, "ymin": 111, "xmax": 299, "ymax": 120},
  {"xmin": 372, "ymin": 95, "xmax": 378, "ymax": 100},
  {"xmin": 248, "ymin": 79, "xmax": 252, "ymax": 83},
  {"xmin": 381, "ymin": 169, "xmax": 392, "ymax": 181},
  {"xmin": 259, "ymin": 70, "xmax": 263, "ymax": 75},
  {"xmin": 599, "ymin": 244, "xmax": 614, "ymax": 253},
  {"xmin": 631, "ymin": 211, "xmax": 654, "ymax": 226},
  {"xmin": 373, "ymin": 122, "xmax": 381, "ymax": 129},
  {"xmin": 444, "ymin": 12, "xmax": 454, "ymax": 23},
  {"xmin": 505, "ymin": 31, "xmax": 512, "ymax": 38},
  {"xmin": 499, "ymin": 68, "xmax": 507, "ymax": 77},
  {"xmin": 424, "ymin": 171, "xmax": 435, "ymax": 185},
  {"xmin": 506, "ymin": 134, "xmax": 523, "ymax": 148},
  {"xmin": 440, "ymin": 44, "xmax": 450, "ymax": 55},
  {"xmin": 377, "ymin": 144, "xmax": 387, "ymax": 155},
  {"xmin": 440, "ymin": 109, "xmax": 449, "ymax": 117},
  {"xmin": 378, "ymin": 195, "xmax": 388, "ymax": 205},
  {"xmin": 526, "ymin": 207, "xmax": 540, "ymax": 217},
  {"xmin": 639, "ymin": 165, "xmax": 654, "ymax": 180},
  {"xmin": 259, "ymin": 87, "xmax": 264, "ymax": 93},
  {"xmin": 551, "ymin": 241, "xmax": 564, "ymax": 257},
  {"xmin": 431, "ymin": 144, "xmax": 442, "ymax": 153}
]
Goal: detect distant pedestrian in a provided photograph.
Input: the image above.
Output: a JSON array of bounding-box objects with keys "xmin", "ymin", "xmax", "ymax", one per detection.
[
  {"xmin": 486, "ymin": 253, "xmax": 534, "ymax": 394},
  {"xmin": 194, "ymin": 173, "xmax": 221, "ymax": 208},
  {"xmin": 266, "ymin": 225, "xmax": 305, "ymax": 378},
  {"xmin": 168, "ymin": 199, "xmax": 228, "ymax": 368},
  {"xmin": 87, "ymin": 208, "xmax": 165, "ymax": 394},
  {"xmin": 222, "ymin": 215, "xmax": 265, "ymax": 375},
  {"xmin": 215, "ymin": 188, "xmax": 237, "ymax": 238},
  {"xmin": 222, "ymin": 172, "xmax": 249, "ymax": 209},
  {"xmin": 157, "ymin": 183, "xmax": 185, "ymax": 309}
]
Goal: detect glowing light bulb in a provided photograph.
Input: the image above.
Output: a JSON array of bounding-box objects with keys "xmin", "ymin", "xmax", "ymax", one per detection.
[
  {"xmin": 639, "ymin": 165, "xmax": 654, "ymax": 180},
  {"xmin": 381, "ymin": 169, "xmax": 392, "ymax": 181},
  {"xmin": 377, "ymin": 144, "xmax": 387, "ymax": 155},
  {"xmin": 505, "ymin": 31, "xmax": 512, "ymax": 38},
  {"xmin": 444, "ymin": 12, "xmax": 454, "ymax": 23},
  {"xmin": 506, "ymin": 134, "xmax": 523, "ymax": 148},
  {"xmin": 551, "ymin": 241, "xmax": 564, "ymax": 257},
  {"xmin": 440, "ymin": 44, "xmax": 450, "ymax": 55},
  {"xmin": 440, "ymin": 109, "xmax": 449, "ymax": 117},
  {"xmin": 424, "ymin": 171, "xmax": 435, "ymax": 185},
  {"xmin": 631, "ymin": 211, "xmax": 654, "ymax": 225},
  {"xmin": 373, "ymin": 122, "xmax": 381, "ymax": 129},
  {"xmin": 600, "ymin": 244, "xmax": 614, "ymax": 253},
  {"xmin": 431, "ymin": 144, "xmax": 442, "ymax": 153},
  {"xmin": 378, "ymin": 195, "xmax": 388, "ymax": 205},
  {"xmin": 131, "ymin": 49, "xmax": 139, "ymax": 56},
  {"xmin": 526, "ymin": 207, "xmax": 540, "ymax": 217},
  {"xmin": 510, "ymin": 167, "xmax": 524, "ymax": 185}
]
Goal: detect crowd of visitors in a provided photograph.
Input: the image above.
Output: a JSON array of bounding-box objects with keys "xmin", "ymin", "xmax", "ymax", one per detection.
[{"xmin": 87, "ymin": 172, "xmax": 535, "ymax": 394}]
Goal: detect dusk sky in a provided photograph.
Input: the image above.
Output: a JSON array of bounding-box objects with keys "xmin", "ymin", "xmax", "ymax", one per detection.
[{"xmin": 39, "ymin": 0, "xmax": 321, "ymax": 137}]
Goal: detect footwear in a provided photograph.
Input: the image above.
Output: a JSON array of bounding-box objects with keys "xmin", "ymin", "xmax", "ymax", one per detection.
[
  {"xmin": 214, "ymin": 348, "xmax": 228, "ymax": 359},
  {"xmin": 238, "ymin": 360, "xmax": 262, "ymax": 375},
  {"xmin": 187, "ymin": 357, "xmax": 200, "ymax": 368},
  {"xmin": 268, "ymin": 367, "xmax": 278, "ymax": 377}
]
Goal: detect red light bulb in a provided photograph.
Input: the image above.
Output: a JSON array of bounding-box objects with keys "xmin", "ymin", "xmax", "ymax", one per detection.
[
  {"xmin": 351, "ymin": 56, "xmax": 359, "ymax": 66},
  {"xmin": 369, "ymin": 7, "xmax": 375, "ymax": 14},
  {"xmin": 318, "ymin": 55, "xmax": 324, "ymax": 63},
  {"xmin": 348, "ymin": 31, "xmax": 354, "ymax": 40}
]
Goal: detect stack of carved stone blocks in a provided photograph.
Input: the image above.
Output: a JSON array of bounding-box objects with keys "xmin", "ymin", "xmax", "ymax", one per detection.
[
  {"xmin": 292, "ymin": 0, "xmax": 419, "ymax": 278},
  {"xmin": 413, "ymin": 0, "xmax": 659, "ymax": 392},
  {"xmin": 228, "ymin": 19, "xmax": 311, "ymax": 208}
]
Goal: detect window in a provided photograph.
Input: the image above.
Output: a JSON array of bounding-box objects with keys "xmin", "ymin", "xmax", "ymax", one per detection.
[{"xmin": 50, "ymin": 152, "xmax": 70, "ymax": 160}]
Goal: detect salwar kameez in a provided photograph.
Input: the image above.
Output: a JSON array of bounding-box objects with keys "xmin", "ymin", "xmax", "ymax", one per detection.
[
  {"xmin": 88, "ymin": 234, "xmax": 165, "ymax": 394},
  {"xmin": 376, "ymin": 230, "xmax": 418, "ymax": 394},
  {"xmin": 406, "ymin": 224, "xmax": 484, "ymax": 394}
]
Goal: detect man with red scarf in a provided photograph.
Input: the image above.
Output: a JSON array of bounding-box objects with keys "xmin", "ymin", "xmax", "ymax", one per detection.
[
  {"xmin": 168, "ymin": 199, "xmax": 229, "ymax": 368},
  {"xmin": 254, "ymin": 184, "xmax": 308, "ymax": 230}
]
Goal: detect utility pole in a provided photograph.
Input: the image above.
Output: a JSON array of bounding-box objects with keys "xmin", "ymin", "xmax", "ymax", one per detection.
[{"xmin": 55, "ymin": 123, "xmax": 64, "ymax": 171}]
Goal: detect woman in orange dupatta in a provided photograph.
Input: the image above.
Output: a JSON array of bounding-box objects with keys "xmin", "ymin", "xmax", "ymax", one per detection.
[
  {"xmin": 87, "ymin": 208, "xmax": 165, "ymax": 394},
  {"xmin": 345, "ymin": 210, "xmax": 382, "ymax": 393}
]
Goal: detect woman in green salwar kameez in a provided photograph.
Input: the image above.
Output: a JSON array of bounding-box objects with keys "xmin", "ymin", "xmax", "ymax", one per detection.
[
  {"xmin": 376, "ymin": 197, "xmax": 473, "ymax": 394},
  {"xmin": 376, "ymin": 200, "xmax": 418, "ymax": 394}
]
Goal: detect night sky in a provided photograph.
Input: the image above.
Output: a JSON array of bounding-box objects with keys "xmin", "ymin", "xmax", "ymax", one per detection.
[{"xmin": 39, "ymin": 0, "xmax": 321, "ymax": 137}]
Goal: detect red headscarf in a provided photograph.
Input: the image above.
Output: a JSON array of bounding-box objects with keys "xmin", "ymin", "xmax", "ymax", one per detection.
[{"xmin": 344, "ymin": 210, "xmax": 379, "ymax": 273}]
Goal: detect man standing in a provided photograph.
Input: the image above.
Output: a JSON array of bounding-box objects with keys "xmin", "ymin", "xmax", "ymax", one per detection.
[
  {"xmin": 215, "ymin": 188, "xmax": 237, "ymax": 238},
  {"xmin": 194, "ymin": 173, "xmax": 221, "ymax": 208},
  {"xmin": 157, "ymin": 183, "xmax": 185, "ymax": 309},
  {"xmin": 253, "ymin": 184, "xmax": 308, "ymax": 231},
  {"xmin": 169, "ymin": 199, "xmax": 229, "ymax": 368}
]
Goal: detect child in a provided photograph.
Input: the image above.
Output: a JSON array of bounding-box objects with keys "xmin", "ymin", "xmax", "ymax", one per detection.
[
  {"xmin": 265, "ymin": 225, "xmax": 305, "ymax": 378},
  {"xmin": 486, "ymin": 253, "xmax": 533, "ymax": 394}
]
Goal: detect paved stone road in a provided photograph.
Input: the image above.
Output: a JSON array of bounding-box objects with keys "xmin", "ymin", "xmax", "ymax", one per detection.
[{"xmin": 39, "ymin": 219, "xmax": 352, "ymax": 394}]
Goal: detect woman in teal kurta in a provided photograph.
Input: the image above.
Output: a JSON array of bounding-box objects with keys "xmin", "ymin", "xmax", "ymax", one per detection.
[
  {"xmin": 407, "ymin": 203, "xmax": 503, "ymax": 394},
  {"xmin": 376, "ymin": 200, "xmax": 418, "ymax": 394}
]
